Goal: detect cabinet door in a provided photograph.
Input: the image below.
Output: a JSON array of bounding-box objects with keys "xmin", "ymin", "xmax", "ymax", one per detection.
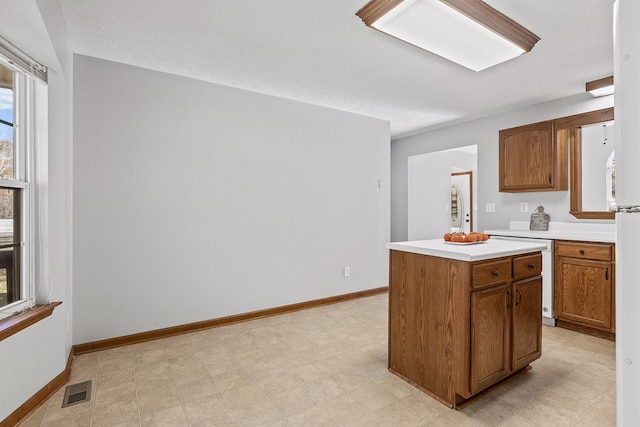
[
  {"xmin": 470, "ymin": 283, "xmax": 511, "ymax": 394},
  {"xmin": 512, "ymin": 276, "xmax": 543, "ymax": 371},
  {"xmin": 499, "ymin": 121, "xmax": 565, "ymax": 192},
  {"xmin": 555, "ymin": 257, "xmax": 613, "ymax": 330}
]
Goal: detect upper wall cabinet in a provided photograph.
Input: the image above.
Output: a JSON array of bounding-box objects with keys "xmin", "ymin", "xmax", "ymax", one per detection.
[{"xmin": 499, "ymin": 121, "xmax": 568, "ymax": 192}]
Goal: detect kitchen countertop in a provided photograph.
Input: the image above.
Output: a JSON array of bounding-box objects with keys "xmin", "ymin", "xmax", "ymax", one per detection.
[
  {"xmin": 484, "ymin": 221, "xmax": 615, "ymax": 243},
  {"xmin": 386, "ymin": 238, "xmax": 547, "ymax": 262}
]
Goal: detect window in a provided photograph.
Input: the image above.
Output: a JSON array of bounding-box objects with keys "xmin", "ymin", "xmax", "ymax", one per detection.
[{"xmin": 0, "ymin": 56, "xmax": 40, "ymax": 317}]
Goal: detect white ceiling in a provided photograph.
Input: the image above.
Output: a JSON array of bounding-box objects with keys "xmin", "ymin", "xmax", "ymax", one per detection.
[{"xmin": 57, "ymin": 0, "xmax": 615, "ymax": 138}]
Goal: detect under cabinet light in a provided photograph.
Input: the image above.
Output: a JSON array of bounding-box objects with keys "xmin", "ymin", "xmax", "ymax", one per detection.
[
  {"xmin": 356, "ymin": 0, "xmax": 540, "ymax": 72},
  {"xmin": 586, "ymin": 76, "xmax": 614, "ymax": 97}
]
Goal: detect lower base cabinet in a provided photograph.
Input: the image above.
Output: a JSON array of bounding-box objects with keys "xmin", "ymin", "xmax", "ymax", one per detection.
[
  {"xmin": 554, "ymin": 240, "xmax": 615, "ymax": 335},
  {"xmin": 470, "ymin": 283, "xmax": 511, "ymax": 394},
  {"xmin": 512, "ymin": 276, "xmax": 544, "ymax": 369},
  {"xmin": 389, "ymin": 250, "xmax": 542, "ymax": 407}
]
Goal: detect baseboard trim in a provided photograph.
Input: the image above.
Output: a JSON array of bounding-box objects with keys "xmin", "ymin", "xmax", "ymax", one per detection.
[
  {"xmin": 74, "ymin": 286, "xmax": 389, "ymax": 354},
  {"xmin": 556, "ymin": 319, "xmax": 616, "ymax": 341},
  {"xmin": 1, "ymin": 348, "xmax": 74, "ymax": 427}
]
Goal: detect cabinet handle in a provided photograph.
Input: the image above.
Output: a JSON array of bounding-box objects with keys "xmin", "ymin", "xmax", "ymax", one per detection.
[
  {"xmin": 492, "ymin": 271, "xmax": 500, "ymax": 277},
  {"xmin": 548, "ymin": 174, "xmax": 552, "ymax": 184},
  {"xmin": 606, "ymin": 268, "xmax": 609, "ymax": 280},
  {"xmin": 528, "ymin": 263, "xmax": 535, "ymax": 269},
  {"xmin": 579, "ymin": 249, "xmax": 585, "ymax": 255},
  {"xmin": 507, "ymin": 291, "xmax": 512, "ymax": 308},
  {"xmin": 515, "ymin": 289, "xmax": 522, "ymax": 306}
]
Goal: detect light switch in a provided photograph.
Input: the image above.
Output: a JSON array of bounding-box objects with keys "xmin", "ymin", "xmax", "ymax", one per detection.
[
  {"xmin": 521, "ymin": 202, "xmax": 529, "ymax": 212},
  {"xmin": 485, "ymin": 203, "xmax": 496, "ymax": 213}
]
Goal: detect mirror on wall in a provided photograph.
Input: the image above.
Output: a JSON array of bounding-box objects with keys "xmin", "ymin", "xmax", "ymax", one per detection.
[
  {"xmin": 580, "ymin": 121, "xmax": 615, "ymax": 212},
  {"xmin": 451, "ymin": 171, "xmax": 472, "ymax": 233},
  {"xmin": 557, "ymin": 107, "xmax": 615, "ymax": 220}
]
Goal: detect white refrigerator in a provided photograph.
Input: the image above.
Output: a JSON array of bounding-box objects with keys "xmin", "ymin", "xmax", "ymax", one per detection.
[{"xmin": 614, "ymin": 1, "xmax": 640, "ymax": 425}]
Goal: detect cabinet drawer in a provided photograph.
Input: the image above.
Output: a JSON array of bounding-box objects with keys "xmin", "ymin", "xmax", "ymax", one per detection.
[
  {"xmin": 556, "ymin": 241, "xmax": 612, "ymax": 261},
  {"xmin": 513, "ymin": 253, "xmax": 542, "ymax": 281},
  {"xmin": 472, "ymin": 259, "xmax": 512, "ymax": 289}
]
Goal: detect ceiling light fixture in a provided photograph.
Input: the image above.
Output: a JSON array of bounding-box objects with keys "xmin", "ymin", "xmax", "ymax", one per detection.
[
  {"xmin": 356, "ymin": 0, "xmax": 540, "ymax": 72},
  {"xmin": 586, "ymin": 76, "xmax": 614, "ymax": 97}
]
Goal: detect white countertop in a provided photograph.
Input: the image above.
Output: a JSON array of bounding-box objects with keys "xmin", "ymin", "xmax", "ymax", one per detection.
[
  {"xmin": 484, "ymin": 221, "xmax": 615, "ymax": 243},
  {"xmin": 386, "ymin": 238, "xmax": 547, "ymax": 262}
]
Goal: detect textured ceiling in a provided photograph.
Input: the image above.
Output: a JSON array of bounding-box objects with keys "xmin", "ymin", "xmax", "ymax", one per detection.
[{"xmin": 57, "ymin": 0, "xmax": 615, "ymax": 138}]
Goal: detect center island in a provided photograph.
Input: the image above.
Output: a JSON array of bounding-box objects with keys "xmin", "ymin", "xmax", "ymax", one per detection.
[{"xmin": 386, "ymin": 238, "xmax": 547, "ymax": 408}]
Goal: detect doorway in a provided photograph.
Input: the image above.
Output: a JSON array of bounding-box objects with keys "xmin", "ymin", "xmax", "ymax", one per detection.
[{"xmin": 408, "ymin": 145, "xmax": 477, "ymax": 240}]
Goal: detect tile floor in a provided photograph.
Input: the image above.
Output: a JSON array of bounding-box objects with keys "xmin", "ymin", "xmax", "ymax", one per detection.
[{"xmin": 18, "ymin": 293, "xmax": 616, "ymax": 426}]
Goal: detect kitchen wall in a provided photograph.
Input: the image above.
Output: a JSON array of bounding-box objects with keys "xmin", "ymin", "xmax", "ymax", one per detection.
[
  {"xmin": 0, "ymin": 0, "xmax": 73, "ymax": 421},
  {"xmin": 391, "ymin": 93, "xmax": 615, "ymax": 242},
  {"xmin": 73, "ymin": 55, "xmax": 390, "ymax": 344}
]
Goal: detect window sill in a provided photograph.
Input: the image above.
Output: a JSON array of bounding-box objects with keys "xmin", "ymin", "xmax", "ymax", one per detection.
[{"xmin": 0, "ymin": 302, "xmax": 62, "ymax": 342}]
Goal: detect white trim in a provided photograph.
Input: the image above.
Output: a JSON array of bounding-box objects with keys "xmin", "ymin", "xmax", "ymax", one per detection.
[
  {"xmin": 0, "ymin": 63, "xmax": 41, "ymax": 316},
  {"xmin": 0, "ymin": 35, "xmax": 47, "ymax": 83},
  {"xmin": 0, "ymin": 180, "xmax": 27, "ymax": 189},
  {"xmin": 32, "ymin": 79, "xmax": 49, "ymax": 304},
  {"xmin": 0, "ymin": 299, "xmax": 35, "ymax": 320}
]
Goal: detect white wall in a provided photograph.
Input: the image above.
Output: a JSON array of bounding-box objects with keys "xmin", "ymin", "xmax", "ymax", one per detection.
[
  {"xmin": 72, "ymin": 55, "xmax": 390, "ymax": 344},
  {"xmin": 391, "ymin": 93, "xmax": 615, "ymax": 242},
  {"xmin": 0, "ymin": 309, "xmax": 66, "ymax": 419},
  {"xmin": 0, "ymin": 0, "xmax": 72, "ymax": 421},
  {"xmin": 36, "ymin": 0, "xmax": 74, "ymax": 356},
  {"xmin": 408, "ymin": 148, "xmax": 476, "ymax": 239},
  {"xmin": 615, "ymin": 1, "xmax": 640, "ymax": 424}
]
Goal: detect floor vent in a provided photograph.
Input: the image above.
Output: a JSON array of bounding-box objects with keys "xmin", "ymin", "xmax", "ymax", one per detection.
[{"xmin": 62, "ymin": 380, "xmax": 92, "ymax": 408}]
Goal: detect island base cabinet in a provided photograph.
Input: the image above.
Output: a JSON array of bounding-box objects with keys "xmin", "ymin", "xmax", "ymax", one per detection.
[
  {"xmin": 469, "ymin": 277, "xmax": 542, "ymax": 395},
  {"xmin": 512, "ymin": 277, "xmax": 543, "ymax": 371},
  {"xmin": 470, "ymin": 284, "xmax": 511, "ymax": 394},
  {"xmin": 388, "ymin": 250, "xmax": 457, "ymax": 405},
  {"xmin": 388, "ymin": 249, "xmax": 543, "ymax": 408}
]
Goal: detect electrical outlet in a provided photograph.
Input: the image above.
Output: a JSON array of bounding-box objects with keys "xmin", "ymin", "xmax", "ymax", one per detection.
[
  {"xmin": 343, "ymin": 267, "xmax": 350, "ymax": 278},
  {"xmin": 485, "ymin": 203, "xmax": 496, "ymax": 213},
  {"xmin": 521, "ymin": 202, "xmax": 529, "ymax": 212}
]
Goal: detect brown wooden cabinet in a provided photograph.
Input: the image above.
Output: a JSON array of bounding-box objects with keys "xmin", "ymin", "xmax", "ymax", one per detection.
[
  {"xmin": 388, "ymin": 250, "xmax": 542, "ymax": 407},
  {"xmin": 470, "ymin": 283, "xmax": 511, "ymax": 394},
  {"xmin": 499, "ymin": 120, "xmax": 568, "ymax": 192},
  {"xmin": 554, "ymin": 240, "xmax": 615, "ymax": 335},
  {"xmin": 512, "ymin": 276, "xmax": 543, "ymax": 370}
]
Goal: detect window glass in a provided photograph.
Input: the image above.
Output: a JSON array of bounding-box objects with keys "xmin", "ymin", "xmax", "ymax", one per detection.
[
  {"xmin": 0, "ymin": 124, "xmax": 14, "ymax": 180},
  {"xmin": 0, "ymin": 188, "xmax": 16, "ymax": 308},
  {"xmin": 0, "ymin": 84, "xmax": 13, "ymax": 180},
  {"xmin": 0, "ymin": 61, "xmax": 28, "ymax": 313}
]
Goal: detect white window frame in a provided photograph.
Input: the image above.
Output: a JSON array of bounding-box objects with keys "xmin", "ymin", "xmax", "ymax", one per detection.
[{"xmin": 0, "ymin": 60, "xmax": 35, "ymax": 318}]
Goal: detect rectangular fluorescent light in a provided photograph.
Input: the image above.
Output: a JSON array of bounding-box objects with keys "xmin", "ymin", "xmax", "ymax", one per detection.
[
  {"xmin": 586, "ymin": 76, "xmax": 614, "ymax": 97},
  {"xmin": 356, "ymin": 0, "xmax": 540, "ymax": 72}
]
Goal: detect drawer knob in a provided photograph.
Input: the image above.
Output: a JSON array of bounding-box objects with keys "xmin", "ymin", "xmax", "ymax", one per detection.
[
  {"xmin": 579, "ymin": 249, "xmax": 585, "ymax": 254},
  {"xmin": 528, "ymin": 263, "xmax": 535, "ymax": 269},
  {"xmin": 492, "ymin": 271, "xmax": 500, "ymax": 277}
]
